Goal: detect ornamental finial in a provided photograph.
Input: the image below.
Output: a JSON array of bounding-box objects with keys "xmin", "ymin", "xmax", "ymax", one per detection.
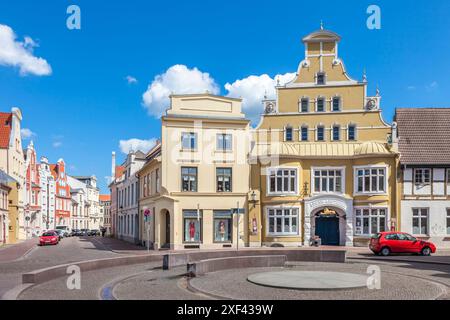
[{"xmin": 320, "ymin": 20, "xmax": 324, "ymax": 30}]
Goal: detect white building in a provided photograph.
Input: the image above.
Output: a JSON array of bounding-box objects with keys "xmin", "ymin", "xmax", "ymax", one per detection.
[
  {"xmin": 38, "ymin": 157, "xmax": 56, "ymax": 231},
  {"xmin": 396, "ymin": 108, "xmax": 450, "ymax": 248},
  {"xmin": 67, "ymin": 175, "xmax": 100, "ymax": 230},
  {"xmin": 116, "ymin": 151, "xmax": 146, "ymax": 244}
]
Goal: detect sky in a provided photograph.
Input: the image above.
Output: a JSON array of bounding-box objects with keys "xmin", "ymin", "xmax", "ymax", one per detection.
[{"xmin": 1, "ymin": 0, "xmax": 449, "ymax": 193}]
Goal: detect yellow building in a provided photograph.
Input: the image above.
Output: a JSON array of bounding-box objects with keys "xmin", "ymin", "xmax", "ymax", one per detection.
[
  {"xmin": 140, "ymin": 94, "xmax": 251, "ymax": 250},
  {"xmin": 248, "ymin": 28, "xmax": 399, "ymax": 247}
]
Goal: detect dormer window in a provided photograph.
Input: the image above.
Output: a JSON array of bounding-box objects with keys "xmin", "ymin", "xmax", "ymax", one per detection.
[
  {"xmin": 299, "ymin": 98, "xmax": 309, "ymax": 113},
  {"xmin": 316, "ymin": 97, "xmax": 325, "ymax": 112},
  {"xmin": 285, "ymin": 127, "xmax": 293, "ymax": 141},
  {"xmin": 332, "ymin": 97, "xmax": 341, "ymax": 112},
  {"xmin": 316, "ymin": 72, "xmax": 326, "ymax": 85}
]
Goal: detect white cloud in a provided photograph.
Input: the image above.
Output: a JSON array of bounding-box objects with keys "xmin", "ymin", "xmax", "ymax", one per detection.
[
  {"xmin": 119, "ymin": 138, "xmax": 157, "ymax": 154},
  {"xmin": 0, "ymin": 24, "xmax": 52, "ymax": 76},
  {"xmin": 21, "ymin": 128, "xmax": 36, "ymax": 139},
  {"xmin": 142, "ymin": 64, "xmax": 219, "ymax": 118},
  {"xmin": 53, "ymin": 141, "xmax": 62, "ymax": 148},
  {"xmin": 125, "ymin": 75, "xmax": 138, "ymax": 84},
  {"xmin": 406, "ymin": 85, "xmax": 416, "ymax": 91},
  {"xmin": 225, "ymin": 72, "xmax": 296, "ymax": 123}
]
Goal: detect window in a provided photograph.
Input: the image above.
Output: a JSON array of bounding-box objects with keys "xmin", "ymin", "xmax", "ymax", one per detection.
[
  {"xmin": 217, "ymin": 168, "xmax": 232, "ymax": 192},
  {"xmin": 316, "ymin": 97, "xmax": 325, "ymax": 112},
  {"xmin": 181, "ymin": 167, "xmax": 197, "ymax": 192},
  {"xmin": 355, "ymin": 208, "xmax": 386, "ymax": 235},
  {"xmin": 268, "ymin": 168, "xmax": 297, "ymax": 194},
  {"xmin": 313, "ymin": 169, "xmax": 343, "ymax": 193},
  {"xmin": 267, "ymin": 208, "xmax": 299, "ymax": 236},
  {"xmin": 412, "ymin": 208, "xmax": 428, "ymax": 235},
  {"xmin": 316, "ymin": 72, "xmax": 326, "ymax": 85},
  {"xmin": 300, "ymin": 98, "xmax": 309, "ymax": 113},
  {"xmin": 181, "ymin": 132, "xmax": 197, "ymax": 150},
  {"xmin": 316, "ymin": 126, "xmax": 325, "ymax": 141},
  {"xmin": 213, "ymin": 210, "xmax": 232, "ymax": 242},
  {"xmin": 285, "ymin": 127, "xmax": 293, "ymax": 141},
  {"xmin": 447, "ymin": 169, "xmax": 450, "ymax": 184},
  {"xmin": 356, "ymin": 167, "xmax": 386, "ymax": 193},
  {"xmin": 332, "ymin": 97, "xmax": 341, "ymax": 111},
  {"xmin": 447, "ymin": 209, "xmax": 450, "ymax": 235},
  {"xmin": 301, "ymin": 126, "xmax": 308, "ymax": 141},
  {"xmin": 332, "ymin": 125, "xmax": 340, "ymax": 141},
  {"xmin": 348, "ymin": 125, "xmax": 356, "ymax": 141},
  {"xmin": 217, "ymin": 133, "xmax": 232, "ymax": 151},
  {"xmin": 183, "ymin": 210, "xmax": 202, "ymax": 243},
  {"xmin": 414, "ymin": 169, "xmax": 431, "ymax": 185},
  {"xmin": 155, "ymin": 169, "xmax": 160, "ymax": 193}
]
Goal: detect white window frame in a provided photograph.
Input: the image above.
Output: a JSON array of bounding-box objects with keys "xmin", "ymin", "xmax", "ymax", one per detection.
[
  {"xmin": 311, "ymin": 166, "xmax": 346, "ymax": 194},
  {"xmin": 331, "ymin": 125, "xmax": 341, "ymax": 141},
  {"xmin": 347, "ymin": 124, "xmax": 357, "ymax": 141},
  {"xmin": 181, "ymin": 132, "xmax": 197, "ymax": 150},
  {"xmin": 316, "ymin": 96, "xmax": 326, "ymax": 112},
  {"xmin": 412, "ymin": 208, "xmax": 429, "ymax": 236},
  {"xmin": 299, "ymin": 97, "xmax": 309, "ymax": 113},
  {"xmin": 216, "ymin": 133, "xmax": 232, "ymax": 151},
  {"xmin": 353, "ymin": 165, "xmax": 388, "ymax": 196},
  {"xmin": 266, "ymin": 206, "xmax": 300, "ymax": 236},
  {"xmin": 414, "ymin": 168, "xmax": 431, "ymax": 186},
  {"xmin": 354, "ymin": 207, "xmax": 388, "ymax": 236},
  {"xmin": 266, "ymin": 167, "xmax": 298, "ymax": 196}
]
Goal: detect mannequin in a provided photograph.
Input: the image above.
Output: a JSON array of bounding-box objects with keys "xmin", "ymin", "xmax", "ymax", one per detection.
[{"xmin": 189, "ymin": 221, "xmax": 196, "ymax": 241}]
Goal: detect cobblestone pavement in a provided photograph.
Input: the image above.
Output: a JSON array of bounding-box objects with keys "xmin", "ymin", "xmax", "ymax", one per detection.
[
  {"xmin": 16, "ymin": 258, "xmax": 450, "ymax": 300},
  {"xmin": 0, "ymin": 236, "xmax": 121, "ymax": 298},
  {"xmin": 0, "ymin": 238, "xmax": 39, "ymax": 263}
]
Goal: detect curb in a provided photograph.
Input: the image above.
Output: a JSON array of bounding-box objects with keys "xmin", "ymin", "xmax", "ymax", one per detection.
[
  {"xmin": 348, "ymin": 256, "xmax": 450, "ymax": 266},
  {"xmin": 1, "ymin": 284, "xmax": 34, "ymax": 300}
]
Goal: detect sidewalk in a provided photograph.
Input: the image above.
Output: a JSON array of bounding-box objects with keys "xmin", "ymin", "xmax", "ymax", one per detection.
[{"xmin": 0, "ymin": 238, "xmax": 38, "ymax": 263}]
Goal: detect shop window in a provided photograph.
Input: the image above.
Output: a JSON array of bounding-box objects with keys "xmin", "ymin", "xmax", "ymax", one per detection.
[
  {"xmin": 183, "ymin": 210, "xmax": 202, "ymax": 243},
  {"xmin": 213, "ymin": 210, "xmax": 232, "ymax": 242}
]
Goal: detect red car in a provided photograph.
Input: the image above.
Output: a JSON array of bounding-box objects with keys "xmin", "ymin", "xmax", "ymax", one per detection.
[
  {"xmin": 369, "ymin": 231, "xmax": 436, "ymax": 256},
  {"xmin": 39, "ymin": 231, "xmax": 59, "ymax": 246}
]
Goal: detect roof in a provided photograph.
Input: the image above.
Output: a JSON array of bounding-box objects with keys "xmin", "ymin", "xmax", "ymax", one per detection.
[
  {"xmin": 396, "ymin": 108, "xmax": 450, "ymax": 165},
  {"xmin": 302, "ymin": 29, "xmax": 341, "ymax": 43},
  {"xmin": 0, "ymin": 169, "xmax": 18, "ymax": 187},
  {"xmin": 115, "ymin": 165, "xmax": 124, "ymax": 179},
  {"xmin": 251, "ymin": 141, "xmax": 395, "ymax": 159},
  {"xmin": 0, "ymin": 112, "xmax": 12, "ymax": 149},
  {"xmin": 99, "ymin": 194, "xmax": 111, "ymax": 201}
]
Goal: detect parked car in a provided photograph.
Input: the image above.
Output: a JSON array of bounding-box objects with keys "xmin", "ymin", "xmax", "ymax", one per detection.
[
  {"xmin": 70, "ymin": 229, "xmax": 80, "ymax": 237},
  {"xmin": 40, "ymin": 231, "xmax": 59, "ymax": 245},
  {"xmin": 55, "ymin": 225, "xmax": 71, "ymax": 237},
  {"xmin": 51, "ymin": 229, "xmax": 64, "ymax": 241},
  {"xmin": 89, "ymin": 229, "xmax": 100, "ymax": 236},
  {"xmin": 79, "ymin": 229, "xmax": 89, "ymax": 236},
  {"xmin": 369, "ymin": 231, "xmax": 436, "ymax": 256}
]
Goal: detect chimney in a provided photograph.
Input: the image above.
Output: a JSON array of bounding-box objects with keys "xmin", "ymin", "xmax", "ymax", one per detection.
[{"xmin": 111, "ymin": 151, "xmax": 116, "ymax": 181}]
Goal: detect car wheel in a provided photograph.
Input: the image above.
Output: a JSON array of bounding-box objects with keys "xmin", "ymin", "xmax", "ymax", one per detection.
[
  {"xmin": 380, "ymin": 247, "xmax": 390, "ymax": 256},
  {"xmin": 421, "ymin": 247, "xmax": 431, "ymax": 256}
]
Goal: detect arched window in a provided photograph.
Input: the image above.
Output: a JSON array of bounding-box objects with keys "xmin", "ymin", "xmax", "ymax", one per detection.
[
  {"xmin": 332, "ymin": 96, "xmax": 341, "ymax": 112},
  {"xmin": 300, "ymin": 126, "xmax": 308, "ymax": 141},
  {"xmin": 299, "ymin": 97, "xmax": 309, "ymax": 113},
  {"xmin": 316, "ymin": 97, "xmax": 326, "ymax": 112},
  {"xmin": 285, "ymin": 126, "xmax": 293, "ymax": 142},
  {"xmin": 332, "ymin": 125, "xmax": 341, "ymax": 141},
  {"xmin": 348, "ymin": 124, "xmax": 357, "ymax": 141},
  {"xmin": 316, "ymin": 125, "xmax": 325, "ymax": 141}
]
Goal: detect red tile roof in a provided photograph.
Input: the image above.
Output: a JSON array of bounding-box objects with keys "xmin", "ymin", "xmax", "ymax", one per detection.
[
  {"xmin": 115, "ymin": 165, "xmax": 124, "ymax": 179},
  {"xmin": 99, "ymin": 194, "xmax": 111, "ymax": 201},
  {"xmin": 396, "ymin": 108, "xmax": 450, "ymax": 165},
  {"xmin": 0, "ymin": 112, "xmax": 12, "ymax": 149}
]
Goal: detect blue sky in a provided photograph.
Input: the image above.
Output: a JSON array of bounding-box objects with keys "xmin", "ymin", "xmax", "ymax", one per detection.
[{"xmin": 1, "ymin": 0, "xmax": 449, "ymax": 193}]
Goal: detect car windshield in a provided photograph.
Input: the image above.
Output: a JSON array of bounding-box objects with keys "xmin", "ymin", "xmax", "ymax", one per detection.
[{"xmin": 42, "ymin": 232, "xmax": 55, "ymax": 236}]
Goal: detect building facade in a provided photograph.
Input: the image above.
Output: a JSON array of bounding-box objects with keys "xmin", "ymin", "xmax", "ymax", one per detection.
[
  {"xmin": 38, "ymin": 157, "xmax": 56, "ymax": 231},
  {"xmin": 99, "ymin": 194, "xmax": 111, "ymax": 234},
  {"xmin": 109, "ymin": 157, "xmax": 124, "ymax": 237},
  {"xmin": 24, "ymin": 141, "xmax": 42, "ymax": 236},
  {"xmin": 72, "ymin": 176, "xmax": 100, "ymax": 230},
  {"xmin": 0, "ymin": 108, "xmax": 26, "ymax": 240},
  {"xmin": 248, "ymin": 28, "xmax": 399, "ymax": 247},
  {"xmin": 0, "ymin": 170, "xmax": 13, "ymax": 244},
  {"xmin": 141, "ymin": 93, "xmax": 251, "ymax": 250},
  {"xmin": 116, "ymin": 151, "xmax": 145, "ymax": 243},
  {"xmin": 50, "ymin": 159, "xmax": 71, "ymax": 227},
  {"xmin": 396, "ymin": 108, "xmax": 450, "ymax": 248}
]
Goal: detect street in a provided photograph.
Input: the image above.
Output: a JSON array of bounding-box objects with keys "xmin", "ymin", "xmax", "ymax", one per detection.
[{"xmin": 1, "ymin": 237, "xmax": 450, "ymax": 300}]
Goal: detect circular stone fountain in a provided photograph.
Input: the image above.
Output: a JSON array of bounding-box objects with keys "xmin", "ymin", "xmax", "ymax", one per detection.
[{"xmin": 247, "ymin": 271, "xmax": 368, "ymax": 290}]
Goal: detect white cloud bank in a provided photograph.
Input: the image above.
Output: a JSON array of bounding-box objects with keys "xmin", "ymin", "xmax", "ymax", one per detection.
[
  {"xmin": 0, "ymin": 24, "xmax": 52, "ymax": 76},
  {"xmin": 142, "ymin": 64, "xmax": 220, "ymax": 117},
  {"xmin": 141, "ymin": 64, "xmax": 295, "ymax": 124},
  {"xmin": 119, "ymin": 138, "xmax": 157, "ymax": 154}
]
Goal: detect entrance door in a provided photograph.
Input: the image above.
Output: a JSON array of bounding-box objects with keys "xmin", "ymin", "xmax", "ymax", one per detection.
[
  {"xmin": 315, "ymin": 216, "xmax": 340, "ymax": 245},
  {"xmin": 164, "ymin": 211, "xmax": 170, "ymax": 248}
]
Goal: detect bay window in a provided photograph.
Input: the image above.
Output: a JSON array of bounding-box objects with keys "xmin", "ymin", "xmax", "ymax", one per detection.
[
  {"xmin": 268, "ymin": 168, "xmax": 297, "ymax": 194},
  {"xmin": 267, "ymin": 207, "xmax": 299, "ymax": 236}
]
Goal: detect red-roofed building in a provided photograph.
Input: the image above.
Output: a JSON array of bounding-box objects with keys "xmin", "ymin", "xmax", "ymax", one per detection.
[
  {"xmin": 50, "ymin": 159, "xmax": 71, "ymax": 227},
  {"xmin": 99, "ymin": 194, "xmax": 111, "ymax": 234}
]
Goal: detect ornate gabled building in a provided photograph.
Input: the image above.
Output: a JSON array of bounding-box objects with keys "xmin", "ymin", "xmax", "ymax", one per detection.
[
  {"xmin": 24, "ymin": 141, "xmax": 42, "ymax": 237},
  {"xmin": 50, "ymin": 159, "xmax": 71, "ymax": 227},
  {"xmin": 248, "ymin": 28, "xmax": 399, "ymax": 247},
  {"xmin": 38, "ymin": 156, "xmax": 56, "ymax": 230}
]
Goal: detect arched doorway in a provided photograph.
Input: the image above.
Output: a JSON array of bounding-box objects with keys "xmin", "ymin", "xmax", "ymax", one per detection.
[
  {"xmin": 314, "ymin": 207, "xmax": 340, "ymax": 246},
  {"xmin": 160, "ymin": 209, "xmax": 170, "ymax": 248}
]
